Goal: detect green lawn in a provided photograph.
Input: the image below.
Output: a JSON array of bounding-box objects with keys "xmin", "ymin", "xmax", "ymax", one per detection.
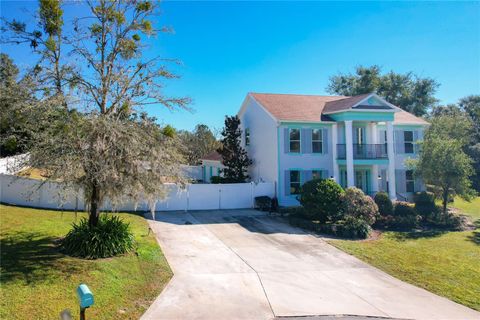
[
  {"xmin": 330, "ymin": 197, "xmax": 480, "ymax": 311},
  {"xmin": 0, "ymin": 205, "xmax": 173, "ymax": 320}
]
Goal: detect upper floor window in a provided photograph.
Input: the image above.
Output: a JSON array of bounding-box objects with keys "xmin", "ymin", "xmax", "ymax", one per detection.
[
  {"xmin": 290, "ymin": 170, "xmax": 301, "ymax": 195},
  {"xmin": 245, "ymin": 128, "xmax": 250, "ymax": 146},
  {"xmin": 404, "ymin": 131, "xmax": 414, "ymax": 154},
  {"xmin": 312, "ymin": 129, "xmax": 323, "ymax": 153},
  {"xmin": 406, "ymin": 170, "xmax": 415, "ymax": 192},
  {"xmin": 289, "ymin": 128, "xmax": 300, "ymax": 153}
]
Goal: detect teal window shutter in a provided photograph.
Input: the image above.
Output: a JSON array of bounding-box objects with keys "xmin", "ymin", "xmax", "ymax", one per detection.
[
  {"xmin": 322, "ymin": 128, "xmax": 329, "ymax": 154},
  {"xmin": 284, "ymin": 128, "xmax": 289, "ymax": 153},
  {"xmin": 284, "ymin": 170, "xmax": 290, "ymax": 195}
]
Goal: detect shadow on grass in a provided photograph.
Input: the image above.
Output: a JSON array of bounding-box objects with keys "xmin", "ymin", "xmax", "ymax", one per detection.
[
  {"xmin": 0, "ymin": 231, "xmax": 84, "ymax": 284},
  {"xmin": 391, "ymin": 229, "xmax": 448, "ymax": 241},
  {"xmin": 467, "ymin": 220, "xmax": 480, "ymax": 245}
]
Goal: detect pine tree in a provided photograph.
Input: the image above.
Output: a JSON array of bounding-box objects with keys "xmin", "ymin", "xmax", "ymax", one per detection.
[{"xmin": 217, "ymin": 116, "xmax": 252, "ymax": 182}]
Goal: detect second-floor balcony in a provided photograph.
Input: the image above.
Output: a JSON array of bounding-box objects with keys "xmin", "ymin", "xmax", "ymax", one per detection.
[{"xmin": 337, "ymin": 144, "xmax": 388, "ymax": 160}]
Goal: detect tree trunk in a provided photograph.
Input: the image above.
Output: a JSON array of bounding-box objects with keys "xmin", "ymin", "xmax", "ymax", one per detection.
[
  {"xmin": 442, "ymin": 187, "xmax": 449, "ymax": 215},
  {"xmin": 88, "ymin": 184, "xmax": 100, "ymax": 227}
]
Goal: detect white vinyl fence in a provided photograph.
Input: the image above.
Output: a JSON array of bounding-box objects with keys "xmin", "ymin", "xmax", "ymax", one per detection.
[{"xmin": 0, "ymin": 174, "xmax": 275, "ymax": 212}]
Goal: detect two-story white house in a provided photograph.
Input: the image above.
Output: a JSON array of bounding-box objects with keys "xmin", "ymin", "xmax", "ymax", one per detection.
[{"xmin": 237, "ymin": 92, "xmax": 428, "ymax": 206}]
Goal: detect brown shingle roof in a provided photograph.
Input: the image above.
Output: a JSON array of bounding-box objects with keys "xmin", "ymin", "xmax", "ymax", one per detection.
[
  {"xmin": 323, "ymin": 93, "xmax": 372, "ymax": 114},
  {"xmin": 394, "ymin": 110, "xmax": 429, "ymax": 125},
  {"xmin": 201, "ymin": 151, "xmax": 222, "ymax": 161},
  {"xmin": 249, "ymin": 92, "xmax": 428, "ymax": 125},
  {"xmin": 250, "ymin": 93, "xmax": 345, "ymax": 122}
]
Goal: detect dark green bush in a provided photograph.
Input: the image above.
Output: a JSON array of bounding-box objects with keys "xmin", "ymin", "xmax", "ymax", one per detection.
[
  {"xmin": 337, "ymin": 216, "xmax": 371, "ymax": 239},
  {"xmin": 210, "ymin": 176, "xmax": 223, "ymax": 184},
  {"xmin": 288, "ymin": 215, "xmax": 370, "ymax": 239},
  {"xmin": 341, "ymin": 187, "xmax": 378, "ymax": 225},
  {"xmin": 394, "ymin": 201, "xmax": 416, "ymax": 217},
  {"xmin": 374, "ymin": 192, "xmax": 393, "ymax": 216},
  {"xmin": 255, "ymin": 196, "xmax": 272, "ymax": 211},
  {"xmin": 378, "ymin": 201, "xmax": 419, "ymax": 230},
  {"xmin": 424, "ymin": 207, "xmax": 468, "ymax": 230},
  {"xmin": 298, "ymin": 178, "xmax": 344, "ymax": 223},
  {"xmin": 62, "ymin": 215, "xmax": 135, "ymax": 259},
  {"xmin": 414, "ymin": 191, "xmax": 437, "ymax": 217},
  {"xmin": 280, "ymin": 206, "xmax": 307, "ymax": 217}
]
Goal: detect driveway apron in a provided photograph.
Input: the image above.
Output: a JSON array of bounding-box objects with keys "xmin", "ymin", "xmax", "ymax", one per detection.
[{"xmin": 141, "ymin": 210, "xmax": 480, "ymax": 320}]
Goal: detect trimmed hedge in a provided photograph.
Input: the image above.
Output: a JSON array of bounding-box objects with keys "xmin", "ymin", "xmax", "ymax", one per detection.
[
  {"xmin": 298, "ymin": 178, "xmax": 344, "ymax": 223},
  {"xmin": 375, "ymin": 201, "xmax": 420, "ymax": 230},
  {"xmin": 394, "ymin": 201, "xmax": 416, "ymax": 217},
  {"xmin": 374, "ymin": 192, "xmax": 393, "ymax": 216},
  {"xmin": 288, "ymin": 215, "xmax": 371, "ymax": 239},
  {"xmin": 414, "ymin": 191, "xmax": 437, "ymax": 217}
]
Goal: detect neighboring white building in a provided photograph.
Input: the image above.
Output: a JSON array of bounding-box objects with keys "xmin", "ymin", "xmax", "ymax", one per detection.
[
  {"xmin": 200, "ymin": 151, "xmax": 224, "ymax": 183},
  {"xmin": 237, "ymin": 92, "xmax": 428, "ymax": 206}
]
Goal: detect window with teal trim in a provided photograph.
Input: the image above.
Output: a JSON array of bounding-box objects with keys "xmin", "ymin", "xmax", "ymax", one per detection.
[
  {"xmin": 290, "ymin": 170, "xmax": 301, "ymax": 195},
  {"xmin": 404, "ymin": 131, "xmax": 414, "ymax": 154},
  {"xmin": 312, "ymin": 129, "xmax": 322, "ymax": 153},
  {"xmin": 406, "ymin": 170, "xmax": 415, "ymax": 192},
  {"xmin": 289, "ymin": 129, "xmax": 300, "ymax": 153}
]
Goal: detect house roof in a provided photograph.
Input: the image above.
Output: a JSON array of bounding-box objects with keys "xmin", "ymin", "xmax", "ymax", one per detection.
[
  {"xmin": 322, "ymin": 93, "xmax": 372, "ymax": 114},
  {"xmin": 249, "ymin": 92, "xmax": 428, "ymax": 125},
  {"xmin": 201, "ymin": 150, "xmax": 222, "ymax": 162}
]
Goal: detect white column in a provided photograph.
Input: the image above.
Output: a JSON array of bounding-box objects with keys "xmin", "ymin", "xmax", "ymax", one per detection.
[
  {"xmin": 371, "ymin": 165, "xmax": 379, "ymax": 193},
  {"xmin": 331, "ymin": 124, "xmax": 339, "ymax": 183},
  {"xmin": 386, "ymin": 121, "xmax": 396, "ymax": 200},
  {"xmin": 345, "ymin": 120, "xmax": 354, "ymax": 187},
  {"xmin": 371, "ymin": 122, "xmax": 378, "ymax": 144}
]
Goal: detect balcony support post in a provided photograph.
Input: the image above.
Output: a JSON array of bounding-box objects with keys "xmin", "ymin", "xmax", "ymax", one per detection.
[
  {"xmin": 345, "ymin": 120, "xmax": 355, "ymax": 187},
  {"xmin": 371, "ymin": 165, "xmax": 379, "ymax": 193},
  {"xmin": 332, "ymin": 124, "xmax": 339, "ymax": 183},
  {"xmin": 386, "ymin": 121, "xmax": 397, "ymax": 200}
]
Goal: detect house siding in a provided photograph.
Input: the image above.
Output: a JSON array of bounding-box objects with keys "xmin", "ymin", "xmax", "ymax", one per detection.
[
  {"xmin": 238, "ymin": 96, "xmax": 278, "ymax": 186},
  {"xmin": 278, "ymin": 123, "xmax": 334, "ymax": 206},
  {"xmin": 238, "ymin": 93, "xmax": 428, "ymax": 206}
]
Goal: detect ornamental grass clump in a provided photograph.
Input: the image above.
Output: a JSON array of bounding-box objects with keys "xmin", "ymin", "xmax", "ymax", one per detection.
[{"xmin": 62, "ymin": 215, "xmax": 135, "ymax": 259}]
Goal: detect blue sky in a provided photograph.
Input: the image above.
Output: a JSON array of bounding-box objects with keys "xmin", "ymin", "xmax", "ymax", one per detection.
[{"xmin": 1, "ymin": 1, "xmax": 479, "ymax": 131}]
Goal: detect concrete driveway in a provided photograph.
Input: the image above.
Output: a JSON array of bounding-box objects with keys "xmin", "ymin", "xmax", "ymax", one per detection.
[{"xmin": 141, "ymin": 210, "xmax": 479, "ymax": 320}]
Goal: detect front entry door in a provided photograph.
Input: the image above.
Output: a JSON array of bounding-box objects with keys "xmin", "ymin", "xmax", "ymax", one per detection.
[
  {"xmin": 355, "ymin": 169, "xmax": 370, "ymax": 195},
  {"xmin": 339, "ymin": 169, "xmax": 370, "ymax": 194}
]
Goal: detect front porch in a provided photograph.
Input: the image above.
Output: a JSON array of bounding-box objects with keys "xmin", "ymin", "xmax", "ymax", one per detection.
[{"xmin": 338, "ymin": 165, "xmax": 389, "ymax": 197}]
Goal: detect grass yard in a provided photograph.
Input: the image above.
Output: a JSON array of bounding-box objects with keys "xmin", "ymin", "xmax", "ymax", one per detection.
[
  {"xmin": 330, "ymin": 197, "xmax": 480, "ymax": 311},
  {"xmin": 0, "ymin": 205, "xmax": 172, "ymax": 320}
]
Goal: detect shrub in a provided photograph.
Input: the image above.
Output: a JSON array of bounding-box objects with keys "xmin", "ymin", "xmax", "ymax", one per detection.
[
  {"xmin": 424, "ymin": 207, "xmax": 469, "ymax": 230},
  {"xmin": 373, "ymin": 202, "xmax": 420, "ymax": 230},
  {"xmin": 391, "ymin": 214, "xmax": 420, "ymax": 230},
  {"xmin": 298, "ymin": 178, "xmax": 344, "ymax": 223},
  {"xmin": 210, "ymin": 176, "xmax": 223, "ymax": 184},
  {"xmin": 62, "ymin": 215, "xmax": 135, "ymax": 259},
  {"xmin": 280, "ymin": 206, "xmax": 307, "ymax": 217},
  {"xmin": 288, "ymin": 215, "xmax": 370, "ymax": 239},
  {"xmin": 374, "ymin": 192, "xmax": 393, "ymax": 216},
  {"xmin": 255, "ymin": 196, "xmax": 272, "ymax": 211},
  {"xmin": 394, "ymin": 201, "xmax": 416, "ymax": 217},
  {"xmin": 337, "ymin": 216, "xmax": 371, "ymax": 239},
  {"xmin": 414, "ymin": 191, "xmax": 437, "ymax": 217},
  {"xmin": 341, "ymin": 187, "xmax": 378, "ymax": 225}
]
